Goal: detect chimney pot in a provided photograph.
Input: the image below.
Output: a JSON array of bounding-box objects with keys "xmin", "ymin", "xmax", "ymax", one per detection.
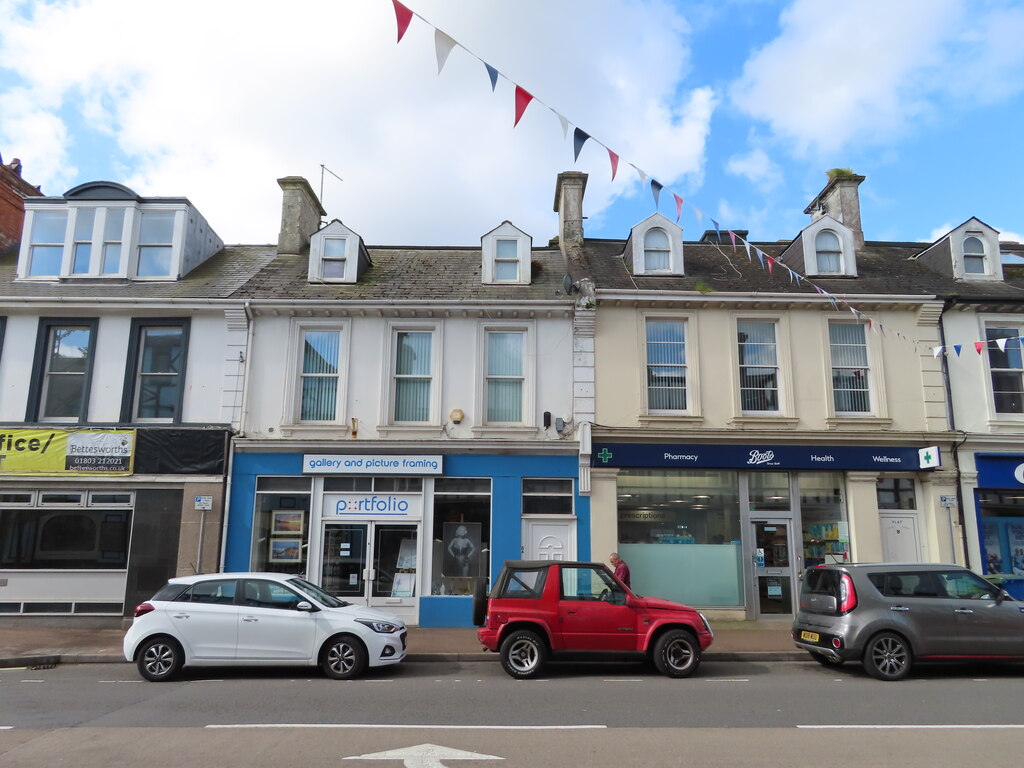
[{"xmin": 277, "ymin": 176, "xmax": 326, "ymax": 254}]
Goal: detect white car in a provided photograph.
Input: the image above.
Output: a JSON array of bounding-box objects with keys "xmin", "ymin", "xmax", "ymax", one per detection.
[{"xmin": 123, "ymin": 572, "xmax": 407, "ymax": 681}]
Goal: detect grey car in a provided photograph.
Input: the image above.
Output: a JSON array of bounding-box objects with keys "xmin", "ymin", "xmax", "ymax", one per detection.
[{"xmin": 792, "ymin": 563, "xmax": 1024, "ymax": 681}]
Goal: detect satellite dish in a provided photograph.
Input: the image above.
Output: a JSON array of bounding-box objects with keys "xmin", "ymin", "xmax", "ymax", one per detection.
[{"xmin": 562, "ymin": 275, "xmax": 575, "ymax": 294}]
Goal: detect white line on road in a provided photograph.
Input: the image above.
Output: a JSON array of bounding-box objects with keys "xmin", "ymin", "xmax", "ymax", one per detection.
[
  {"xmin": 798, "ymin": 724, "xmax": 1024, "ymax": 729},
  {"xmin": 706, "ymin": 679, "xmax": 750, "ymax": 682},
  {"xmin": 206, "ymin": 724, "xmax": 607, "ymax": 730},
  {"xmin": 602, "ymin": 679, "xmax": 644, "ymax": 682},
  {"xmin": 0, "ymin": 726, "xmax": 11, "ymax": 730},
  {"xmin": 19, "ymin": 680, "xmax": 44, "ymax": 683},
  {"xmin": 99, "ymin": 680, "xmax": 141, "ymax": 684}
]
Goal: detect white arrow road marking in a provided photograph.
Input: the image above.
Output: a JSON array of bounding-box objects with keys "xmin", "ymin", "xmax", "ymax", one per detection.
[
  {"xmin": 343, "ymin": 743, "xmax": 502, "ymax": 767},
  {"xmin": 207, "ymin": 724, "xmax": 605, "ymax": 730}
]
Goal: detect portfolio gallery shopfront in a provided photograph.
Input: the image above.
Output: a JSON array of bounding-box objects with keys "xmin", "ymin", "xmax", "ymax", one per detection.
[
  {"xmin": 224, "ymin": 450, "xmax": 586, "ymax": 627},
  {"xmin": 592, "ymin": 442, "xmax": 941, "ymax": 619}
]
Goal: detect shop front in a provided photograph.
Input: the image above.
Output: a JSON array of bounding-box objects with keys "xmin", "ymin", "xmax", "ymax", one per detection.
[
  {"xmin": 224, "ymin": 449, "xmax": 587, "ymax": 627},
  {"xmin": 592, "ymin": 442, "xmax": 941, "ymax": 619},
  {"xmin": 974, "ymin": 453, "xmax": 1024, "ymax": 598}
]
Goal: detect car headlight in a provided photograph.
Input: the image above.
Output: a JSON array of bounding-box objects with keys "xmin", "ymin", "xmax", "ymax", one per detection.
[{"xmin": 355, "ymin": 618, "xmax": 403, "ymax": 634}]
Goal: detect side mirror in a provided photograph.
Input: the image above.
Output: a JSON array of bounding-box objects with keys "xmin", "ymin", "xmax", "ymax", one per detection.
[
  {"xmin": 996, "ymin": 590, "xmax": 1009, "ymax": 605},
  {"xmin": 296, "ymin": 601, "xmax": 317, "ymax": 612}
]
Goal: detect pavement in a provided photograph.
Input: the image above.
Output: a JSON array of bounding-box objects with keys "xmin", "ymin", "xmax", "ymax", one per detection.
[{"xmin": 0, "ymin": 619, "xmax": 803, "ymax": 668}]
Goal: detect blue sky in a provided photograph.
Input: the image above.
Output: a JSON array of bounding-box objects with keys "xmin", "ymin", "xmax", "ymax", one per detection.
[{"xmin": 1, "ymin": 0, "xmax": 1022, "ymax": 248}]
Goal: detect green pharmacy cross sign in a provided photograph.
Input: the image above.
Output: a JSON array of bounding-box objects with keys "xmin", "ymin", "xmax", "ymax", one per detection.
[{"xmin": 597, "ymin": 448, "xmax": 613, "ymax": 463}]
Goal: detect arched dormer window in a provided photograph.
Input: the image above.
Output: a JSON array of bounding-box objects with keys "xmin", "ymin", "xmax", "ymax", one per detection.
[
  {"xmin": 963, "ymin": 235, "xmax": 986, "ymax": 274},
  {"xmin": 815, "ymin": 230, "xmax": 842, "ymax": 273},
  {"xmin": 644, "ymin": 228, "xmax": 671, "ymax": 271}
]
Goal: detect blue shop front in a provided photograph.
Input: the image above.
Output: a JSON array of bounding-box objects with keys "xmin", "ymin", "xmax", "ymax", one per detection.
[
  {"xmin": 224, "ymin": 449, "xmax": 588, "ymax": 627},
  {"xmin": 975, "ymin": 453, "xmax": 1024, "ymax": 598}
]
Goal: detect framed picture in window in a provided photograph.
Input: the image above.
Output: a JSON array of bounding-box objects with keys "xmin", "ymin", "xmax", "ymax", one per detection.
[
  {"xmin": 442, "ymin": 521, "xmax": 481, "ymax": 578},
  {"xmin": 269, "ymin": 537, "xmax": 303, "ymax": 563},
  {"xmin": 271, "ymin": 510, "xmax": 304, "ymax": 534}
]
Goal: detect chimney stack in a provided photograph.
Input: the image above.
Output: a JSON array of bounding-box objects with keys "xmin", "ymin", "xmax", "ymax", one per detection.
[
  {"xmin": 554, "ymin": 171, "xmax": 587, "ymax": 248},
  {"xmin": 277, "ymin": 176, "xmax": 326, "ymax": 254},
  {"xmin": 804, "ymin": 170, "xmax": 865, "ymax": 248}
]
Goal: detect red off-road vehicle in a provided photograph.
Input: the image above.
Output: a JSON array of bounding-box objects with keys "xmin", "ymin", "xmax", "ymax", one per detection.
[{"xmin": 474, "ymin": 560, "xmax": 714, "ymax": 679}]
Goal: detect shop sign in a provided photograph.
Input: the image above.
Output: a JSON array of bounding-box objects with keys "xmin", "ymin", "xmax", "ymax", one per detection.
[
  {"xmin": 304, "ymin": 454, "xmax": 443, "ymax": 475},
  {"xmin": 323, "ymin": 493, "xmax": 423, "ymax": 521},
  {"xmin": 592, "ymin": 443, "xmax": 936, "ymax": 471},
  {"xmin": 976, "ymin": 454, "xmax": 1024, "ymax": 488},
  {"xmin": 0, "ymin": 428, "xmax": 134, "ymax": 475},
  {"xmin": 618, "ymin": 509, "xmax": 673, "ymax": 523}
]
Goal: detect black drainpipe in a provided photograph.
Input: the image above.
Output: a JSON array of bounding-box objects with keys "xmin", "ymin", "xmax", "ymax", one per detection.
[{"xmin": 937, "ymin": 296, "xmax": 970, "ymax": 566}]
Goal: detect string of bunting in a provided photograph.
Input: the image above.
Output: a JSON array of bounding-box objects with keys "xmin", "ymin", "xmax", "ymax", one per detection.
[{"xmin": 390, "ymin": 0, "xmax": 1007, "ymax": 362}]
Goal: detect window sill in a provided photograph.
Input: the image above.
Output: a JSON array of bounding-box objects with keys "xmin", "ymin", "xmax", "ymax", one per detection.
[
  {"xmin": 825, "ymin": 416, "xmax": 893, "ymax": 431},
  {"xmin": 376, "ymin": 424, "xmax": 444, "ymax": 438},
  {"xmin": 986, "ymin": 417, "xmax": 1024, "ymax": 431},
  {"xmin": 638, "ymin": 414, "xmax": 704, "ymax": 428},
  {"xmin": 729, "ymin": 416, "xmax": 800, "ymax": 429},
  {"xmin": 278, "ymin": 424, "xmax": 352, "ymax": 438},
  {"xmin": 470, "ymin": 425, "xmax": 540, "ymax": 439}
]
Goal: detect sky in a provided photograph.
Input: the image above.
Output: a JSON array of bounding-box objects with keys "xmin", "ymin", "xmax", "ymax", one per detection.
[{"xmin": 1, "ymin": 0, "xmax": 1022, "ymax": 248}]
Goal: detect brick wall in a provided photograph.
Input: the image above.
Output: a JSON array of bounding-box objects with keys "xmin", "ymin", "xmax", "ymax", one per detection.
[{"xmin": 0, "ymin": 158, "xmax": 43, "ymax": 253}]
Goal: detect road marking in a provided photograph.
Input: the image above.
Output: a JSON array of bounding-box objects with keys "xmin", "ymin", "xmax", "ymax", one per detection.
[
  {"xmin": 20, "ymin": 680, "xmax": 44, "ymax": 684},
  {"xmin": 798, "ymin": 724, "xmax": 1024, "ymax": 729},
  {"xmin": 99, "ymin": 680, "xmax": 141, "ymax": 684},
  {"xmin": 706, "ymin": 679, "xmax": 750, "ymax": 683},
  {"xmin": 602, "ymin": 679, "xmax": 644, "ymax": 682},
  {"xmin": 207, "ymin": 724, "xmax": 606, "ymax": 730},
  {"xmin": 0, "ymin": 726, "xmax": 12, "ymax": 730}
]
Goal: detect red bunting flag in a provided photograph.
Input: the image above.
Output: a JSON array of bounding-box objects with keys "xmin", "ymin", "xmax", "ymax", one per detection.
[
  {"xmin": 975, "ymin": 341, "xmax": 985, "ymax": 354},
  {"xmin": 673, "ymin": 193, "xmax": 683, "ymax": 222},
  {"xmin": 392, "ymin": 0, "xmax": 413, "ymax": 43},
  {"xmin": 514, "ymin": 86, "xmax": 534, "ymax": 127},
  {"xmin": 608, "ymin": 149, "xmax": 619, "ymax": 181},
  {"xmin": 766, "ymin": 256, "xmax": 775, "ymax": 276}
]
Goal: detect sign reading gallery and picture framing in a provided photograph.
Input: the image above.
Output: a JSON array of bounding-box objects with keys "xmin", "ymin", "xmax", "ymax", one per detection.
[{"xmin": 0, "ymin": 428, "xmax": 135, "ymax": 475}]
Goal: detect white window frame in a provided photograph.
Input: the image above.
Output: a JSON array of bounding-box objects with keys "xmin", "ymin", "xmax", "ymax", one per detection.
[
  {"xmin": 23, "ymin": 209, "xmax": 67, "ymax": 278},
  {"xmin": 736, "ymin": 318, "xmax": 782, "ymax": 415},
  {"xmin": 309, "ymin": 222, "xmax": 362, "ymax": 284},
  {"xmin": 473, "ymin": 322, "xmax": 536, "ymax": 431},
  {"xmin": 481, "ymin": 222, "xmax": 531, "ymax": 285},
  {"xmin": 133, "ymin": 208, "xmax": 180, "ymax": 280},
  {"xmin": 281, "ymin": 319, "xmax": 352, "ymax": 430},
  {"xmin": 827, "ymin": 320, "xmax": 873, "ymax": 415},
  {"xmin": 627, "ymin": 213, "xmax": 684, "ymax": 275},
  {"xmin": 643, "ymin": 316, "xmax": 690, "ymax": 415},
  {"xmin": 643, "ymin": 228, "xmax": 671, "ymax": 271},
  {"xmin": 814, "ymin": 230, "xmax": 843, "ymax": 274},
  {"xmin": 983, "ymin": 323, "xmax": 1024, "ymax": 417},
  {"xmin": 962, "ymin": 233, "xmax": 988, "ymax": 276},
  {"xmin": 803, "ymin": 216, "xmax": 856, "ymax": 277},
  {"xmin": 381, "ymin": 321, "xmax": 442, "ymax": 429}
]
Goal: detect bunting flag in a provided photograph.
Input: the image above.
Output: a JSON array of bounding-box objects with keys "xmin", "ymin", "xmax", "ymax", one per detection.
[
  {"xmin": 573, "ymin": 128, "xmax": 590, "ymax": 162},
  {"xmin": 651, "ymin": 179, "xmax": 663, "ymax": 209},
  {"xmin": 933, "ymin": 346, "xmax": 945, "ymax": 358},
  {"xmin": 633, "ymin": 165, "xmax": 647, "ymax": 185},
  {"xmin": 435, "ymin": 29, "xmax": 457, "ymax": 73},
  {"xmin": 975, "ymin": 341, "xmax": 986, "ymax": 355},
  {"xmin": 673, "ymin": 193, "xmax": 683, "ymax": 222},
  {"xmin": 766, "ymin": 256, "xmax": 775, "ymax": 276},
  {"xmin": 743, "ymin": 240, "xmax": 752, "ymax": 261},
  {"xmin": 728, "ymin": 230, "xmax": 737, "ymax": 254},
  {"xmin": 786, "ymin": 265, "xmax": 796, "ymax": 283},
  {"xmin": 555, "ymin": 112, "xmax": 570, "ymax": 139},
  {"xmin": 757, "ymin": 249, "xmax": 765, "ymax": 268},
  {"xmin": 953, "ymin": 344, "xmax": 962, "ymax": 356},
  {"xmin": 484, "ymin": 62, "xmax": 499, "ymax": 91},
  {"xmin": 711, "ymin": 218, "xmax": 721, "ymax": 243},
  {"xmin": 514, "ymin": 86, "xmax": 533, "ymax": 127},
  {"xmin": 997, "ymin": 337, "xmax": 1010, "ymax": 352},
  {"xmin": 608, "ymin": 149, "xmax": 619, "ymax": 181},
  {"xmin": 392, "ymin": 0, "xmax": 414, "ymax": 42},
  {"xmin": 692, "ymin": 206, "xmax": 703, "ymax": 227}
]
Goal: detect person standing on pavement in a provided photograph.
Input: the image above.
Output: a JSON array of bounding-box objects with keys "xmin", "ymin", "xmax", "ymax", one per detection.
[{"xmin": 609, "ymin": 552, "xmax": 631, "ymax": 589}]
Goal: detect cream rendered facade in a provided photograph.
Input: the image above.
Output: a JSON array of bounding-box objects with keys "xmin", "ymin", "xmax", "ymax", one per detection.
[{"xmin": 588, "ymin": 291, "xmax": 961, "ymax": 620}]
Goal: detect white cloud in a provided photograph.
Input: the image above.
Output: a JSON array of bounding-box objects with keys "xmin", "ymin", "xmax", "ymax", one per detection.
[
  {"xmin": 725, "ymin": 147, "xmax": 781, "ymax": 191},
  {"xmin": 0, "ymin": 0, "xmax": 714, "ymax": 245},
  {"xmin": 728, "ymin": 0, "xmax": 1024, "ymax": 156}
]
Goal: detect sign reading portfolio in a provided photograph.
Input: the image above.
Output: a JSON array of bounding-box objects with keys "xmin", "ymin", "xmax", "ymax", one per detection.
[
  {"xmin": 304, "ymin": 454, "xmax": 443, "ymax": 475},
  {"xmin": 0, "ymin": 428, "xmax": 135, "ymax": 475}
]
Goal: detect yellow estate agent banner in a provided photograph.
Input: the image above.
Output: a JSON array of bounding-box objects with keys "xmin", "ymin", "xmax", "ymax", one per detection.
[{"xmin": 0, "ymin": 429, "xmax": 135, "ymax": 475}]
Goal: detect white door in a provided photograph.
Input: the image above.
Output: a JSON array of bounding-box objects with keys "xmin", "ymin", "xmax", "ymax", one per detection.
[
  {"xmin": 523, "ymin": 518, "xmax": 576, "ymax": 560},
  {"xmin": 880, "ymin": 514, "xmax": 921, "ymax": 562}
]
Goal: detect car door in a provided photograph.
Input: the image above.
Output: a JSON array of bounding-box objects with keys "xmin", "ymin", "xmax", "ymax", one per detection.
[
  {"xmin": 166, "ymin": 578, "xmax": 239, "ymax": 660},
  {"xmin": 237, "ymin": 578, "xmax": 318, "ymax": 661},
  {"xmin": 881, "ymin": 570, "xmax": 961, "ymax": 657},
  {"xmin": 557, "ymin": 565, "xmax": 637, "ymax": 652},
  {"xmin": 939, "ymin": 569, "xmax": 1024, "ymax": 657}
]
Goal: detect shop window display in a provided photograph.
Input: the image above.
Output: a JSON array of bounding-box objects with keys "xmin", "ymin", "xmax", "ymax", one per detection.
[
  {"xmin": 800, "ymin": 473, "xmax": 847, "ymax": 567},
  {"xmin": 978, "ymin": 490, "xmax": 1024, "ymax": 576},
  {"xmin": 616, "ymin": 470, "xmax": 742, "ymax": 607},
  {"xmin": 431, "ymin": 478, "xmax": 490, "ymax": 596},
  {"xmin": 251, "ymin": 476, "xmax": 312, "ymax": 575}
]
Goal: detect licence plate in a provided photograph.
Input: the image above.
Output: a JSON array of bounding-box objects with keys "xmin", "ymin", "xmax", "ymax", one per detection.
[{"xmin": 800, "ymin": 630, "xmax": 820, "ymax": 642}]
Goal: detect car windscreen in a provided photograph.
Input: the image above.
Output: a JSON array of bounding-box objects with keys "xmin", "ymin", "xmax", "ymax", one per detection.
[
  {"xmin": 152, "ymin": 582, "xmax": 190, "ymax": 602},
  {"xmin": 802, "ymin": 567, "xmax": 840, "ymax": 598},
  {"xmin": 288, "ymin": 576, "xmax": 350, "ymax": 608}
]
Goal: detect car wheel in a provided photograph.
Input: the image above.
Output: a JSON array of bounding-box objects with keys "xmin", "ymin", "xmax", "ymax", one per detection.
[
  {"xmin": 652, "ymin": 629, "xmax": 700, "ymax": 678},
  {"xmin": 321, "ymin": 634, "xmax": 368, "ymax": 680},
  {"xmin": 862, "ymin": 631, "xmax": 912, "ymax": 681},
  {"xmin": 499, "ymin": 630, "xmax": 547, "ymax": 679},
  {"xmin": 471, "ymin": 577, "xmax": 487, "ymax": 627},
  {"xmin": 811, "ymin": 652, "xmax": 844, "ymax": 667},
  {"xmin": 137, "ymin": 635, "xmax": 184, "ymax": 682}
]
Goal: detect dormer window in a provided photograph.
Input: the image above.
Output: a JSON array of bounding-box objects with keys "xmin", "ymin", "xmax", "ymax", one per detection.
[
  {"xmin": 626, "ymin": 213, "xmax": 684, "ymax": 275},
  {"xmin": 482, "ymin": 222, "xmax": 531, "ymax": 285},
  {"xmin": 644, "ymin": 228, "xmax": 671, "ymax": 271},
  {"xmin": 18, "ymin": 182, "xmax": 222, "ymax": 282},
  {"xmin": 321, "ymin": 237, "xmax": 347, "ymax": 279},
  {"xmin": 308, "ymin": 220, "xmax": 370, "ymax": 284},
  {"xmin": 963, "ymin": 234, "xmax": 986, "ymax": 274},
  {"xmin": 814, "ymin": 230, "xmax": 842, "ymax": 273}
]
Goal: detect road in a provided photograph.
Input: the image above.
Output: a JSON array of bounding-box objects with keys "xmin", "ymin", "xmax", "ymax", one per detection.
[{"xmin": 3, "ymin": 658, "xmax": 1024, "ymax": 767}]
